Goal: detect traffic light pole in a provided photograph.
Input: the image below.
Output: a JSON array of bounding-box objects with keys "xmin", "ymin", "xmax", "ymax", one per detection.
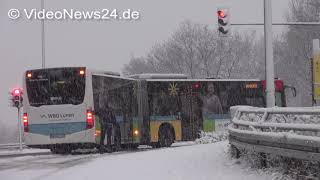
[
  {"xmin": 264, "ymin": 0, "xmax": 275, "ymax": 107},
  {"xmin": 231, "ymin": 22, "xmax": 320, "ymax": 26},
  {"xmin": 10, "ymin": 88, "xmax": 24, "ymax": 151},
  {"xmin": 41, "ymin": 0, "xmax": 46, "ymax": 69},
  {"xmin": 17, "ymin": 107, "xmax": 23, "ymax": 151}
]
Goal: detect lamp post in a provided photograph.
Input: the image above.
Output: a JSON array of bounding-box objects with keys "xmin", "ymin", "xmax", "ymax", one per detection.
[{"xmin": 264, "ymin": 0, "xmax": 275, "ymax": 107}]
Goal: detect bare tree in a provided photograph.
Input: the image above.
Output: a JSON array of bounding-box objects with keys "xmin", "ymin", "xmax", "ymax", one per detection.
[
  {"xmin": 273, "ymin": 0, "xmax": 320, "ymax": 106},
  {"xmin": 123, "ymin": 56, "xmax": 155, "ymax": 75},
  {"xmin": 123, "ymin": 20, "xmax": 257, "ymax": 80}
]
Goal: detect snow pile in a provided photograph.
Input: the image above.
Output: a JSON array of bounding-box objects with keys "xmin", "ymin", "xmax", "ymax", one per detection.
[
  {"xmin": 195, "ymin": 131, "xmax": 228, "ymax": 144},
  {"xmin": 236, "ymin": 106, "xmax": 320, "ymax": 125},
  {"xmin": 235, "ymin": 106, "xmax": 320, "ymax": 137},
  {"xmin": 239, "ymin": 112, "xmax": 264, "ymax": 122},
  {"xmin": 266, "ymin": 113, "xmax": 320, "ymax": 125}
]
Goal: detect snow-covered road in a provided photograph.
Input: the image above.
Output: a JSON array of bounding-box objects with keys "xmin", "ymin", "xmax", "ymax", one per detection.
[{"xmin": 0, "ymin": 141, "xmax": 273, "ymax": 180}]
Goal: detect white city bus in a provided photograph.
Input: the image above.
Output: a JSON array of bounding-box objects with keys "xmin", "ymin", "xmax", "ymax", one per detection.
[
  {"xmin": 22, "ymin": 67, "xmax": 125, "ymax": 153},
  {"xmin": 22, "ymin": 67, "xmax": 292, "ymax": 153},
  {"xmin": 22, "ymin": 67, "xmax": 181, "ymax": 153}
]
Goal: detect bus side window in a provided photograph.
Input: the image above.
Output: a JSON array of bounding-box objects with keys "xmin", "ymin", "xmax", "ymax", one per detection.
[{"xmin": 227, "ymin": 85, "xmax": 246, "ymax": 108}]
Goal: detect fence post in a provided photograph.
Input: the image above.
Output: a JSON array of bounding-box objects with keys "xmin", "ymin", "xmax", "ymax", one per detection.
[
  {"xmin": 259, "ymin": 152, "xmax": 267, "ymax": 168},
  {"xmin": 231, "ymin": 144, "xmax": 240, "ymax": 159}
]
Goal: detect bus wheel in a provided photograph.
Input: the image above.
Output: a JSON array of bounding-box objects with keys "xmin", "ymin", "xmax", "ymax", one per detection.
[
  {"xmin": 159, "ymin": 126, "xmax": 174, "ymax": 147},
  {"xmin": 130, "ymin": 144, "xmax": 139, "ymax": 149},
  {"xmin": 151, "ymin": 143, "xmax": 160, "ymax": 148}
]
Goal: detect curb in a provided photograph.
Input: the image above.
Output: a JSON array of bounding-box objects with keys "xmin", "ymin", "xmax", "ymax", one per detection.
[{"xmin": 0, "ymin": 151, "xmax": 51, "ymax": 158}]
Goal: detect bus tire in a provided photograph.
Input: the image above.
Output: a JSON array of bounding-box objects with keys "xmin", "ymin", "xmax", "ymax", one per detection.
[
  {"xmin": 120, "ymin": 143, "xmax": 138, "ymax": 150},
  {"xmin": 151, "ymin": 143, "xmax": 160, "ymax": 148},
  {"xmin": 158, "ymin": 124, "xmax": 175, "ymax": 147},
  {"xmin": 130, "ymin": 144, "xmax": 139, "ymax": 149}
]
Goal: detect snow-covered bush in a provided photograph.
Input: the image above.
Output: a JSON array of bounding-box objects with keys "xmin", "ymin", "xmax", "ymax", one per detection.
[
  {"xmin": 195, "ymin": 131, "xmax": 228, "ymax": 144},
  {"xmin": 229, "ymin": 146, "xmax": 320, "ymax": 179}
]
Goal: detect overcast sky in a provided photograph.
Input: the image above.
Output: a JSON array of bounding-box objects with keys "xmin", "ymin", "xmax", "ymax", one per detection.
[{"xmin": 0, "ymin": 0, "xmax": 290, "ymax": 126}]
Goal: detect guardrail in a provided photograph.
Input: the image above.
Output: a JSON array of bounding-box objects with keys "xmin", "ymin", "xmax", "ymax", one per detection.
[
  {"xmin": 0, "ymin": 143, "xmax": 27, "ymax": 150},
  {"xmin": 228, "ymin": 106, "xmax": 320, "ymax": 161}
]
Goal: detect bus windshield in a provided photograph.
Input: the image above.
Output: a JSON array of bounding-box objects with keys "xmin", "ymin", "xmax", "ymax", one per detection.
[
  {"xmin": 26, "ymin": 67, "xmax": 86, "ymax": 106},
  {"xmin": 216, "ymin": 81, "xmax": 265, "ymax": 113}
]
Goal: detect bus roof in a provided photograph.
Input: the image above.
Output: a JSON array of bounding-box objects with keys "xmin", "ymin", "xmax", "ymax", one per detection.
[
  {"xmin": 128, "ymin": 73, "xmax": 261, "ymax": 82},
  {"xmin": 25, "ymin": 67, "xmax": 121, "ymax": 77},
  {"xmin": 90, "ymin": 70, "xmax": 120, "ymax": 76},
  {"xmin": 26, "ymin": 66, "xmax": 85, "ymax": 71},
  {"xmin": 93, "ymin": 73, "xmax": 136, "ymax": 81},
  {"xmin": 145, "ymin": 79, "xmax": 261, "ymax": 82},
  {"xmin": 129, "ymin": 73, "xmax": 188, "ymax": 79}
]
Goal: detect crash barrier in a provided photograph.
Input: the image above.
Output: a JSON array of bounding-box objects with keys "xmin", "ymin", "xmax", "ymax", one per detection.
[{"xmin": 228, "ymin": 106, "xmax": 320, "ymax": 161}]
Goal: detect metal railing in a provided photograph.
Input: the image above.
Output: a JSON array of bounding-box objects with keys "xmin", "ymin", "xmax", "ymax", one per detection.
[{"xmin": 228, "ymin": 106, "xmax": 320, "ymax": 161}]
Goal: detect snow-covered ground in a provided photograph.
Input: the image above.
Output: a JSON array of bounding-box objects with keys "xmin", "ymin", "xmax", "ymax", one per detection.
[{"xmin": 0, "ymin": 141, "xmax": 275, "ymax": 180}]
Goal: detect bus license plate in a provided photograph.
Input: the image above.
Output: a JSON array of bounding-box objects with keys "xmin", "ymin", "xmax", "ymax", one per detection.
[{"xmin": 50, "ymin": 134, "xmax": 65, "ymax": 138}]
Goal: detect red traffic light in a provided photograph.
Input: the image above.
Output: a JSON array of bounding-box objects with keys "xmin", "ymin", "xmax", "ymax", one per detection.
[
  {"xmin": 12, "ymin": 88, "xmax": 22, "ymax": 96},
  {"xmin": 217, "ymin": 10, "xmax": 226, "ymax": 18},
  {"xmin": 14, "ymin": 89, "xmax": 21, "ymax": 95},
  {"xmin": 192, "ymin": 83, "xmax": 201, "ymax": 89},
  {"xmin": 10, "ymin": 87, "xmax": 23, "ymax": 108}
]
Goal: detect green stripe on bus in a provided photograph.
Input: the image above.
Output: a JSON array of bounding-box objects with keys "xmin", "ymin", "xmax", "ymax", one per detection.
[
  {"xmin": 95, "ymin": 116, "xmax": 101, "ymax": 143},
  {"xmin": 203, "ymin": 119, "xmax": 215, "ymax": 132},
  {"xmin": 132, "ymin": 117, "xmax": 140, "ymax": 143},
  {"xmin": 150, "ymin": 115, "xmax": 179, "ymax": 121}
]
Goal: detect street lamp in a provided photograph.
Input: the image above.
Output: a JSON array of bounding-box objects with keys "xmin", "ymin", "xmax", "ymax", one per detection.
[{"xmin": 264, "ymin": 0, "xmax": 275, "ymax": 107}]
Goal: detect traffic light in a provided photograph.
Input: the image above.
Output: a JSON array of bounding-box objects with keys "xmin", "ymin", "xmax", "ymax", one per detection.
[
  {"xmin": 217, "ymin": 7, "xmax": 230, "ymax": 35},
  {"xmin": 191, "ymin": 82, "xmax": 202, "ymax": 94},
  {"xmin": 11, "ymin": 88, "xmax": 23, "ymax": 108},
  {"xmin": 192, "ymin": 82, "xmax": 201, "ymax": 90}
]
